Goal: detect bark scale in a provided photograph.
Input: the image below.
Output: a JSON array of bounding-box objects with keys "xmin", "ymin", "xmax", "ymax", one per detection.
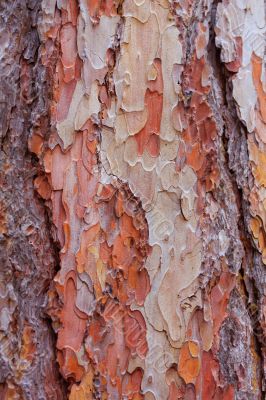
[{"xmin": 0, "ymin": 0, "xmax": 266, "ymax": 399}]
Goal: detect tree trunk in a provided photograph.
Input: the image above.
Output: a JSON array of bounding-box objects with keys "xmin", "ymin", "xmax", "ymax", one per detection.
[{"xmin": 1, "ymin": 0, "xmax": 266, "ymax": 399}]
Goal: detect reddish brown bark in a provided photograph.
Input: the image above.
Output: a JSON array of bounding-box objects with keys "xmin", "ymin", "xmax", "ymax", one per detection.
[{"xmin": 1, "ymin": 0, "xmax": 266, "ymax": 399}]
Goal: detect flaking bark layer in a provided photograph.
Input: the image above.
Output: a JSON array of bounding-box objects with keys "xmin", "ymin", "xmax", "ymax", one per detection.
[{"xmin": 1, "ymin": 0, "xmax": 266, "ymax": 399}]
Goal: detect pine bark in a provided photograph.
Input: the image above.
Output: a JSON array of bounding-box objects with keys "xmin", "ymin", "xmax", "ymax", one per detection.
[{"xmin": 0, "ymin": 0, "xmax": 266, "ymax": 399}]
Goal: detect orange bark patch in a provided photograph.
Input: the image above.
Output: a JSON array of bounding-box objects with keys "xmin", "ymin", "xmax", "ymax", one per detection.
[
  {"xmin": 34, "ymin": 175, "xmax": 51, "ymax": 200},
  {"xmin": 28, "ymin": 133, "xmax": 44, "ymax": 156},
  {"xmin": 87, "ymin": 0, "xmax": 117, "ymax": 18},
  {"xmin": 58, "ymin": 348, "xmax": 85, "ymax": 382},
  {"xmin": 210, "ymin": 271, "xmax": 236, "ymax": 336},
  {"xmin": 185, "ymin": 54, "xmax": 209, "ymax": 94},
  {"xmin": 196, "ymin": 351, "xmax": 219, "ymax": 399},
  {"xmin": 56, "ymin": 79, "xmax": 77, "ymax": 123},
  {"xmin": 69, "ymin": 367, "xmax": 95, "ymax": 400},
  {"xmin": 20, "ymin": 325, "xmax": 36, "ymax": 363},
  {"xmin": 57, "ymin": 277, "xmax": 87, "ymax": 352},
  {"xmin": 124, "ymin": 311, "xmax": 148, "ymax": 357},
  {"xmin": 60, "ymin": 23, "xmax": 77, "ymax": 82},
  {"xmin": 186, "ymin": 143, "xmax": 205, "ymax": 171},
  {"xmin": 178, "ymin": 341, "xmax": 200, "ymax": 384},
  {"xmin": 252, "ymin": 54, "xmax": 266, "ymax": 123},
  {"xmin": 122, "ymin": 369, "xmax": 143, "ymax": 399},
  {"xmin": 250, "ymin": 217, "xmax": 261, "ymax": 240},
  {"xmin": 249, "ymin": 141, "xmax": 266, "ymax": 187},
  {"xmin": 147, "ymin": 59, "xmax": 163, "ymax": 94}
]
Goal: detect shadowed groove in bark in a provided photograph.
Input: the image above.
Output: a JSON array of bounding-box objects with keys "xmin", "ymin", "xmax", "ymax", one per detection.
[
  {"xmin": 172, "ymin": 0, "xmax": 266, "ymax": 395},
  {"xmin": 0, "ymin": 0, "xmax": 67, "ymax": 397},
  {"xmin": 209, "ymin": 1, "xmax": 266, "ymax": 395},
  {"xmin": 221, "ymin": 79, "xmax": 266, "ymax": 395}
]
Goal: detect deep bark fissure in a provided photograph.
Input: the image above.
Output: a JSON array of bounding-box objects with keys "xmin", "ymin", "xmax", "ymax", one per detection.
[
  {"xmin": 224, "ymin": 108, "xmax": 266, "ymax": 397},
  {"xmin": 209, "ymin": 5, "xmax": 266, "ymax": 394},
  {"xmin": 0, "ymin": 1, "xmax": 67, "ymax": 397},
  {"xmin": 206, "ymin": 3, "xmax": 266, "ymax": 396},
  {"xmin": 221, "ymin": 86, "xmax": 266, "ymax": 395}
]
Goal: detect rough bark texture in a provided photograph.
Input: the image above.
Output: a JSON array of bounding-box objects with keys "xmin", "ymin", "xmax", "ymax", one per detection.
[
  {"xmin": 0, "ymin": 0, "xmax": 266, "ymax": 399},
  {"xmin": 0, "ymin": 0, "xmax": 67, "ymax": 398}
]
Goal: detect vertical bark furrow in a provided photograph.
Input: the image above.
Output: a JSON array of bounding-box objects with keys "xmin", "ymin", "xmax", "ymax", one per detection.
[
  {"xmin": 215, "ymin": 0, "xmax": 266, "ymax": 396},
  {"xmin": 0, "ymin": 1, "xmax": 66, "ymax": 398}
]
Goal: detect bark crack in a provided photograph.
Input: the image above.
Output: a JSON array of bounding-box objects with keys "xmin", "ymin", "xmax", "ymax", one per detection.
[
  {"xmin": 207, "ymin": 1, "xmax": 266, "ymax": 396},
  {"xmin": 0, "ymin": 1, "xmax": 67, "ymax": 397}
]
